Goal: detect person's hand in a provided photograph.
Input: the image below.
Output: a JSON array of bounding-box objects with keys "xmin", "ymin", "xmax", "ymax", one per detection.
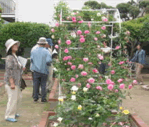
[
  {"xmin": 10, "ymin": 84, "xmax": 15, "ymax": 89},
  {"xmin": 22, "ymin": 67, "xmax": 26, "ymax": 71}
]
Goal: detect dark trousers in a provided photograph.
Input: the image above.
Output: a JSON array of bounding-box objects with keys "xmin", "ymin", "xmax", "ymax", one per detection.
[
  {"xmin": 33, "ymin": 71, "xmax": 48, "ymax": 100},
  {"xmin": 98, "ymin": 63, "xmax": 106, "ymax": 75}
]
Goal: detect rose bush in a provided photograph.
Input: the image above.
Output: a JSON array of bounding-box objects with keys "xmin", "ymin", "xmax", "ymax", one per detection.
[{"xmin": 49, "ymin": 10, "xmax": 133, "ymax": 127}]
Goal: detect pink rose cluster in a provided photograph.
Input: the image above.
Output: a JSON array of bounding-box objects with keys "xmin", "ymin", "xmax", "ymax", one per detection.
[
  {"xmin": 78, "ymin": 64, "xmax": 84, "ymax": 69},
  {"xmin": 101, "ymin": 26, "xmax": 106, "ymax": 30},
  {"xmin": 119, "ymin": 61, "xmax": 125, "ymax": 65},
  {"xmin": 64, "ymin": 48, "xmax": 69, "ymax": 53},
  {"xmin": 66, "ymin": 40, "xmax": 71, "ymax": 45},
  {"xmin": 115, "ymin": 46, "xmax": 121, "ymax": 50},
  {"xmin": 96, "ymin": 86, "xmax": 102, "ymax": 91},
  {"xmin": 80, "ymin": 38, "xmax": 85, "ymax": 43},
  {"xmin": 71, "ymin": 65, "xmax": 76, "ymax": 70},
  {"xmin": 111, "ymin": 70, "xmax": 115, "ymax": 75},
  {"xmin": 72, "ymin": 17, "xmax": 77, "ymax": 23},
  {"xmin": 63, "ymin": 56, "xmax": 72, "ymax": 61},
  {"xmin": 92, "ymin": 68, "xmax": 98, "ymax": 73},
  {"xmin": 96, "ymin": 31, "xmax": 100, "ymax": 34},
  {"xmin": 81, "ymin": 71, "xmax": 88, "ymax": 76},
  {"xmin": 70, "ymin": 77, "xmax": 76, "ymax": 82},
  {"xmin": 88, "ymin": 78, "xmax": 95, "ymax": 84},
  {"xmin": 83, "ymin": 58, "xmax": 89, "ymax": 62},
  {"xmin": 84, "ymin": 30, "xmax": 90, "ymax": 34},
  {"xmin": 86, "ymin": 83, "xmax": 91, "ymax": 88},
  {"xmin": 106, "ymin": 79, "xmax": 115, "ymax": 85},
  {"xmin": 51, "ymin": 28, "xmax": 55, "ymax": 32}
]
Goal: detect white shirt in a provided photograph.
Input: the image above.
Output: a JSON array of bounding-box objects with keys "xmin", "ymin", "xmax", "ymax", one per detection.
[{"xmin": 31, "ymin": 44, "xmax": 39, "ymax": 52}]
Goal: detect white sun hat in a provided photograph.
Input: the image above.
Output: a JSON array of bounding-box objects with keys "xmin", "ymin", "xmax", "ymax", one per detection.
[
  {"xmin": 37, "ymin": 37, "xmax": 48, "ymax": 45},
  {"xmin": 5, "ymin": 39, "xmax": 20, "ymax": 53}
]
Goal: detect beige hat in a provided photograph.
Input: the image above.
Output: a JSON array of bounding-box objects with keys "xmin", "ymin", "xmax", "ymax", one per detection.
[
  {"xmin": 5, "ymin": 39, "xmax": 20, "ymax": 53},
  {"xmin": 37, "ymin": 37, "xmax": 48, "ymax": 45}
]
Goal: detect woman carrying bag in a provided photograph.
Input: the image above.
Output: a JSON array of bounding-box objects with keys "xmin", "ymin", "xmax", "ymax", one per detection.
[{"xmin": 4, "ymin": 39, "xmax": 26, "ymax": 122}]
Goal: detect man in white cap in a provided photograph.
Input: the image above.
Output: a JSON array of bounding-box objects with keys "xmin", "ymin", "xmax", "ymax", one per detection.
[{"xmin": 30, "ymin": 37, "xmax": 52, "ymax": 103}]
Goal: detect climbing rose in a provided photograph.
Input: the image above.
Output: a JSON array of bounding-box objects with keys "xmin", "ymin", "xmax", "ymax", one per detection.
[
  {"xmin": 77, "ymin": 30, "xmax": 82, "ymax": 35},
  {"xmin": 101, "ymin": 26, "xmax": 106, "ymax": 30},
  {"xmin": 67, "ymin": 62, "xmax": 72, "ymax": 66},
  {"xmin": 96, "ymin": 31, "xmax": 101, "ymax": 34},
  {"xmin": 64, "ymin": 49, "xmax": 69, "ymax": 53},
  {"xmin": 55, "ymin": 22, "xmax": 59, "ymax": 27},
  {"xmin": 86, "ymin": 83, "xmax": 91, "ymax": 88},
  {"xmin": 119, "ymin": 84, "xmax": 125, "ymax": 89},
  {"xmin": 94, "ymin": 37, "xmax": 98, "ymax": 41},
  {"xmin": 75, "ymin": 74, "xmax": 79, "ymax": 78},
  {"xmin": 102, "ymin": 17, "xmax": 108, "ymax": 22},
  {"xmin": 88, "ymin": 78, "xmax": 95, "ymax": 84},
  {"xmin": 66, "ymin": 40, "xmax": 71, "ymax": 45},
  {"xmin": 78, "ymin": 20, "xmax": 83, "ymax": 23},
  {"xmin": 119, "ymin": 61, "xmax": 125, "ymax": 65},
  {"xmin": 80, "ymin": 35, "xmax": 84, "ymax": 38},
  {"xmin": 70, "ymin": 78, "xmax": 76, "ymax": 82},
  {"xmin": 133, "ymin": 80, "xmax": 138, "ymax": 84},
  {"xmin": 80, "ymin": 38, "xmax": 85, "ymax": 43},
  {"xmin": 115, "ymin": 89, "xmax": 119, "ymax": 93},
  {"xmin": 51, "ymin": 28, "xmax": 55, "ymax": 32},
  {"xmin": 96, "ymin": 86, "xmax": 102, "ymax": 91},
  {"xmin": 99, "ymin": 55, "xmax": 104, "ymax": 60},
  {"xmin": 117, "ymin": 79, "xmax": 123, "ymax": 83},
  {"xmin": 88, "ymin": 22, "xmax": 91, "ymax": 28},
  {"xmin": 128, "ymin": 85, "xmax": 133, "ymax": 89},
  {"xmin": 83, "ymin": 58, "xmax": 89, "ymax": 62},
  {"xmin": 115, "ymin": 46, "xmax": 121, "ymax": 50},
  {"xmin": 106, "ymin": 79, "xmax": 115, "ymax": 85},
  {"xmin": 67, "ymin": 56, "xmax": 72, "ymax": 59},
  {"xmin": 72, "ymin": 17, "xmax": 76, "ymax": 21},
  {"xmin": 71, "ymin": 65, "xmax": 76, "ymax": 70},
  {"xmin": 81, "ymin": 71, "xmax": 88, "ymax": 76},
  {"xmin": 55, "ymin": 45, "xmax": 59, "ymax": 49},
  {"xmin": 111, "ymin": 70, "xmax": 115, "ymax": 75},
  {"xmin": 58, "ymin": 40, "xmax": 61, "ymax": 44},
  {"xmin": 84, "ymin": 30, "xmax": 90, "ymax": 34},
  {"xmin": 93, "ymin": 68, "xmax": 98, "ymax": 73},
  {"xmin": 107, "ymin": 85, "xmax": 114, "ymax": 91},
  {"xmin": 63, "ymin": 56, "xmax": 68, "ymax": 61},
  {"xmin": 78, "ymin": 64, "xmax": 84, "ymax": 69}
]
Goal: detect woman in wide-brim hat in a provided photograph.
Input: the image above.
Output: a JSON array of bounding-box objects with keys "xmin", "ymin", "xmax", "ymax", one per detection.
[{"xmin": 4, "ymin": 39, "xmax": 25, "ymax": 122}]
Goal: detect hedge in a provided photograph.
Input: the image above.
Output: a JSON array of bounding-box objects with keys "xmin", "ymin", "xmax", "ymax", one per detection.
[{"xmin": 0, "ymin": 22, "xmax": 51, "ymax": 49}]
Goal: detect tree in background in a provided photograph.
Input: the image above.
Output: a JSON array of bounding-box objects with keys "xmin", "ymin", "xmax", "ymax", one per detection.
[{"xmin": 139, "ymin": 0, "xmax": 149, "ymax": 16}]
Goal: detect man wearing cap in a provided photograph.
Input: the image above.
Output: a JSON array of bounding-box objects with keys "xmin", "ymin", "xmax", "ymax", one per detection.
[
  {"xmin": 30, "ymin": 37, "xmax": 52, "ymax": 103},
  {"xmin": 45, "ymin": 38, "xmax": 54, "ymax": 92}
]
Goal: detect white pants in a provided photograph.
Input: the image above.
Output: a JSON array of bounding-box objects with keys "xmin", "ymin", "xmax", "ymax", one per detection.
[
  {"xmin": 47, "ymin": 64, "xmax": 53, "ymax": 90},
  {"xmin": 5, "ymin": 85, "xmax": 22, "ymax": 119}
]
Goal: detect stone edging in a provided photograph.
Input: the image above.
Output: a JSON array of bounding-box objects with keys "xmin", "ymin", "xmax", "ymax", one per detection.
[{"xmin": 49, "ymin": 79, "xmax": 58, "ymax": 101}]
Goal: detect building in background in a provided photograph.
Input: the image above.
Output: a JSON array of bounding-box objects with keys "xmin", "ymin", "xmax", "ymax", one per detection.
[{"xmin": 0, "ymin": 0, "xmax": 16, "ymax": 22}]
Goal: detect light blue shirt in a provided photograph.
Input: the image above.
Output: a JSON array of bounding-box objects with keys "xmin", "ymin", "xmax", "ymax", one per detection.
[{"xmin": 30, "ymin": 47, "xmax": 52, "ymax": 75}]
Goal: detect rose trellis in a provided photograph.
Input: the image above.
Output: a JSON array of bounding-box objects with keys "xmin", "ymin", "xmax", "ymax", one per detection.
[{"xmin": 50, "ymin": 8, "xmax": 136, "ymax": 127}]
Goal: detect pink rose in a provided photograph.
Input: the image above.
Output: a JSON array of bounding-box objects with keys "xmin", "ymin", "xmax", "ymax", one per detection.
[
  {"xmin": 63, "ymin": 56, "xmax": 68, "ymax": 61},
  {"xmin": 78, "ymin": 20, "xmax": 83, "ymax": 23},
  {"xmin": 111, "ymin": 70, "xmax": 115, "ymax": 75},
  {"xmin": 78, "ymin": 83, "xmax": 81, "ymax": 86},
  {"xmin": 107, "ymin": 85, "xmax": 114, "ymax": 91},
  {"xmin": 115, "ymin": 89, "xmax": 119, "ymax": 93},
  {"xmin": 88, "ymin": 78, "xmax": 95, "ymax": 84},
  {"xmin": 119, "ymin": 61, "xmax": 125, "ymax": 65},
  {"xmin": 96, "ymin": 86, "xmax": 102, "ymax": 91},
  {"xmin": 102, "ymin": 17, "xmax": 108, "ymax": 22},
  {"xmin": 133, "ymin": 80, "xmax": 138, "ymax": 84},
  {"xmin": 67, "ymin": 56, "xmax": 72, "ymax": 60},
  {"xmin": 88, "ymin": 62, "xmax": 93, "ymax": 65},
  {"xmin": 101, "ymin": 26, "xmax": 106, "ymax": 30},
  {"xmin": 115, "ymin": 46, "xmax": 121, "ymax": 50},
  {"xmin": 80, "ymin": 38, "xmax": 85, "ymax": 43},
  {"xmin": 88, "ymin": 22, "xmax": 91, "ymax": 28},
  {"xmin": 76, "ymin": 74, "xmax": 79, "ymax": 78},
  {"xmin": 119, "ymin": 84, "xmax": 125, "ymax": 89},
  {"xmin": 55, "ymin": 45, "xmax": 59, "ymax": 49},
  {"xmin": 96, "ymin": 31, "xmax": 100, "ymax": 34},
  {"xmin": 77, "ymin": 30, "xmax": 82, "ymax": 35},
  {"xmin": 71, "ymin": 65, "xmax": 76, "ymax": 70},
  {"xmin": 70, "ymin": 78, "xmax": 76, "ymax": 82},
  {"xmin": 58, "ymin": 40, "xmax": 61, "ymax": 44},
  {"xmin": 81, "ymin": 71, "xmax": 88, "ymax": 76},
  {"xmin": 51, "ymin": 29, "xmax": 55, "ymax": 32},
  {"xmin": 94, "ymin": 37, "xmax": 98, "ymax": 41},
  {"xmin": 55, "ymin": 22, "xmax": 59, "ymax": 27},
  {"xmin": 117, "ymin": 79, "xmax": 123, "ymax": 83},
  {"xmin": 125, "ymin": 31, "xmax": 130, "ymax": 35},
  {"xmin": 67, "ymin": 62, "xmax": 72, "ymax": 66},
  {"xmin": 83, "ymin": 58, "xmax": 89, "ymax": 62},
  {"xmin": 72, "ymin": 17, "xmax": 76, "ymax": 21},
  {"xmin": 80, "ymin": 35, "xmax": 84, "ymax": 38},
  {"xmin": 128, "ymin": 85, "xmax": 132, "ymax": 89},
  {"xmin": 84, "ymin": 30, "xmax": 90, "ymax": 34},
  {"xmin": 92, "ymin": 68, "xmax": 98, "ymax": 73},
  {"xmin": 64, "ymin": 48, "xmax": 69, "ymax": 53},
  {"xmin": 66, "ymin": 40, "xmax": 71, "ymax": 45},
  {"xmin": 106, "ymin": 79, "xmax": 115, "ymax": 85},
  {"xmin": 86, "ymin": 83, "xmax": 91, "ymax": 88},
  {"xmin": 99, "ymin": 55, "xmax": 104, "ymax": 60},
  {"xmin": 78, "ymin": 64, "xmax": 84, "ymax": 69}
]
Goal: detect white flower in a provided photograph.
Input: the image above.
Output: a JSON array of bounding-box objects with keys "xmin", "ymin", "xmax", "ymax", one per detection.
[
  {"xmin": 51, "ymin": 35, "xmax": 55, "ymax": 39},
  {"xmin": 105, "ymin": 76, "xmax": 109, "ymax": 79},
  {"xmin": 53, "ymin": 122, "xmax": 58, "ymax": 127},
  {"xmin": 95, "ymin": 113, "xmax": 100, "ymax": 117},
  {"xmin": 76, "ymin": 11, "xmax": 79, "ymax": 14},
  {"xmin": 71, "ymin": 12, "xmax": 75, "ymax": 15},
  {"xmin": 71, "ymin": 86, "xmax": 78, "ymax": 92},
  {"xmin": 57, "ymin": 117, "xmax": 63, "ymax": 122},
  {"xmin": 71, "ymin": 95, "xmax": 76, "ymax": 100},
  {"xmin": 91, "ymin": 18, "xmax": 94, "ymax": 21},
  {"xmin": 88, "ymin": 117, "xmax": 93, "ymax": 120},
  {"xmin": 83, "ymin": 87, "xmax": 88, "ymax": 92},
  {"xmin": 97, "ymin": 13, "xmax": 101, "ymax": 17},
  {"xmin": 102, "ymin": 16, "xmax": 106, "ymax": 20},
  {"xmin": 71, "ymin": 32, "xmax": 76, "ymax": 38},
  {"xmin": 97, "ymin": 54, "xmax": 101, "ymax": 57}
]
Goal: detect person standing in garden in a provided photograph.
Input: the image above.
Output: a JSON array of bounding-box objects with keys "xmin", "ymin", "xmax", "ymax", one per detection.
[
  {"xmin": 30, "ymin": 37, "xmax": 52, "ymax": 103},
  {"xmin": 45, "ymin": 38, "xmax": 53, "ymax": 92},
  {"xmin": 130, "ymin": 43, "xmax": 146, "ymax": 85},
  {"xmin": 4, "ymin": 39, "xmax": 25, "ymax": 122}
]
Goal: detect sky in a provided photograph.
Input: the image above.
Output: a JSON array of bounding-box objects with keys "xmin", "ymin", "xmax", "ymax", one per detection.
[{"xmin": 14, "ymin": 0, "xmax": 136, "ymax": 25}]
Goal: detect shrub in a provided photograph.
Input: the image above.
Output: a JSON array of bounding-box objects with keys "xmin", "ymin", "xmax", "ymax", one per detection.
[{"xmin": 0, "ymin": 22, "xmax": 51, "ymax": 49}]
